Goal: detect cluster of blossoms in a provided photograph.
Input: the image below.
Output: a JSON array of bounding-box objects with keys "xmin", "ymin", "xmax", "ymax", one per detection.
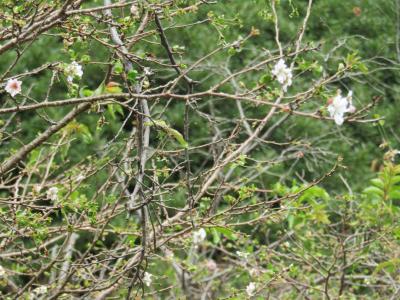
[
  {"xmin": 327, "ymin": 90, "xmax": 356, "ymax": 125},
  {"xmin": 5, "ymin": 78, "xmax": 22, "ymax": 97},
  {"xmin": 272, "ymin": 59, "xmax": 293, "ymax": 92},
  {"xmin": 46, "ymin": 186, "xmax": 59, "ymax": 201},
  {"xmin": 271, "ymin": 59, "xmax": 356, "ymax": 125},
  {"xmin": 3, "ymin": 62, "xmax": 82, "ymax": 97},
  {"xmin": 64, "ymin": 61, "xmax": 83, "ymax": 83},
  {"xmin": 236, "ymin": 251, "xmax": 250, "ymax": 261},
  {"xmin": 31, "ymin": 285, "xmax": 47, "ymax": 298}
]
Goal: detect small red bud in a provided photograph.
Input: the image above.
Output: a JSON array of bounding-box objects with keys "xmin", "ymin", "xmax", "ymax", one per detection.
[{"xmin": 106, "ymin": 81, "xmax": 120, "ymax": 88}]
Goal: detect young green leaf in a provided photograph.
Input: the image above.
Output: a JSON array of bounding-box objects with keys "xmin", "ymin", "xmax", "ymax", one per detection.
[{"xmin": 146, "ymin": 120, "xmax": 188, "ymax": 148}]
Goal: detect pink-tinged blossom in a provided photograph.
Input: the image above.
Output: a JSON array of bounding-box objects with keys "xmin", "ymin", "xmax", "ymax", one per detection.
[
  {"xmin": 327, "ymin": 90, "xmax": 355, "ymax": 125},
  {"xmin": 5, "ymin": 78, "xmax": 22, "ymax": 97},
  {"xmin": 206, "ymin": 259, "xmax": 217, "ymax": 271}
]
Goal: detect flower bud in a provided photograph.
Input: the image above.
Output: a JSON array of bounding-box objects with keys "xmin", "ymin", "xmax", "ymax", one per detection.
[{"xmin": 206, "ymin": 259, "xmax": 217, "ymax": 271}]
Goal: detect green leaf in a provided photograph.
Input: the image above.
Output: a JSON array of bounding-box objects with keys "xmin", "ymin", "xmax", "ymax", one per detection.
[
  {"xmin": 27, "ymin": 149, "xmax": 41, "ymax": 167},
  {"xmin": 79, "ymin": 125, "xmax": 93, "ymax": 144},
  {"xmin": 259, "ymin": 73, "xmax": 272, "ymax": 84},
  {"xmin": 363, "ymin": 186, "xmax": 384, "ymax": 197},
  {"xmin": 389, "ymin": 189, "xmax": 400, "ymax": 200},
  {"xmin": 287, "ymin": 214, "xmax": 295, "ymax": 229},
  {"xmin": 93, "ymin": 82, "xmax": 105, "ymax": 96},
  {"xmin": 79, "ymin": 86, "xmax": 94, "ymax": 97},
  {"xmin": 211, "ymin": 228, "xmax": 220, "ymax": 244},
  {"xmin": 299, "ymin": 186, "xmax": 329, "ymax": 203},
  {"xmin": 146, "ymin": 120, "xmax": 188, "ymax": 148},
  {"xmin": 357, "ymin": 62, "xmax": 369, "ymax": 74},
  {"xmin": 60, "ymin": 143, "xmax": 71, "ymax": 160},
  {"xmin": 114, "ymin": 60, "xmax": 123, "ymax": 74},
  {"xmin": 127, "ymin": 69, "xmax": 138, "ymax": 83},
  {"xmin": 392, "ymin": 175, "xmax": 400, "ymax": 185},
  {"xmin": 212, "ymin": 226, "xmax": 237, "ymax": 240},
  {"xmin": 374, "ymin": 258, "xmax": 400, "ymax": 275},
  {"xmin": 370, "ymin": 178, "xmax": 384, "ymax": 189},
  {"xmin": 107, "ymin": 104, "xmax": 124, "ymax": 120},
  {"xmin": 310, "ymin": 204, "xmax": 330, "ymax": 224},
  {"xmin": 81, "ymin": 55, "xmax": 91, "ymax": 63}
]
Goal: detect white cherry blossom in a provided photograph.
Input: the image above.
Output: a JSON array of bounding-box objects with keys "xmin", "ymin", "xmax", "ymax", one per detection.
[
  {"xmin": 0, "ymin": 265, "xmax": 5, "ymax": 277},
  {"xmin": 272, "ymin": 59, "xmax": 292, "ymax": 92},
  {"xmin": 246, "ymin": 282, "xmax": 256, "ymax": 297},
  {"xmin": 130, "ymin": 4, "xmax": 140, "ymax": 18},
  {"xmin": 32, "ymin": 285, "xmax": 47, "ymax": 295},
  {"xmin": 236, "ymin": 251, "xmax": 250, "ymax": 260},
  {"xmin": 193, "ymin": 228, "xmax": 206, "ymax": 244},
  {"xmin": 33, "ymin": 185, "xmax": 42, "ymax": 194},
  {"xmin": 347, "ymin": 91, "xmax": 356, "ymax": 113},
  {"xmin": 76, "ymin": 174, "xmax": 85, "ymax": 182},
  {"xmin": 327, "ymin": 90, "xmax": 355, "ymax": 125},
  {"xmin": 65, "ymin": 61, "xmax": 83, "ymax": 83},
  {"xmin": 46, "ymin": 187, "xmax": 59, "ymax": 201},
  {"xmin": 5, "ymin": 78, "xmax": 22, "ymax": 97},
  {"xmin": 143, "ymin": 272, "xmax": 153, "ymax": 287}
]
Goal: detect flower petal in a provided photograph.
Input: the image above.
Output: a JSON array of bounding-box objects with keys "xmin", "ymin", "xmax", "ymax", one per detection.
[{"xmin": 334, "ymin": 113, "xmax": 344, "ymax": 125}]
